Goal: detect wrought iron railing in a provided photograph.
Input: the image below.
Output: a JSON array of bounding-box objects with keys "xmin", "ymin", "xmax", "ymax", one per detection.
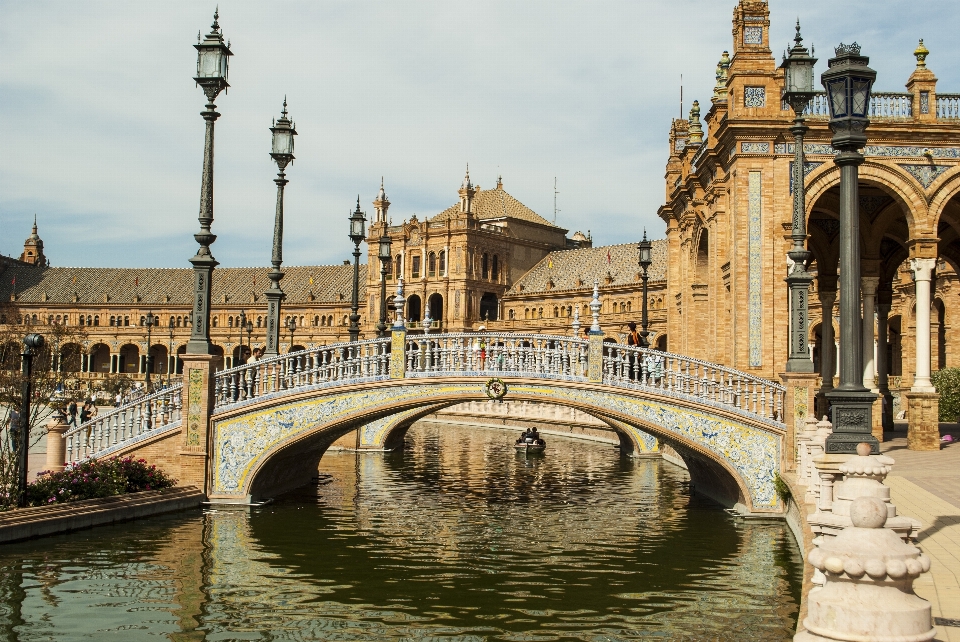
[{"xmin": 63, "ymin": 383, "xmax": 182, "ymax": 463}]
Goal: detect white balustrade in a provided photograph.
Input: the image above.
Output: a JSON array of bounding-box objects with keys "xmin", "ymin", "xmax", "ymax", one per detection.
[
  {"xmin": 63, "ymin": 384, "xmax": 183, "ymax": 463},
  {"xmin": 937, "ymin": 93, "xmax": 960, "ymax": 119}
]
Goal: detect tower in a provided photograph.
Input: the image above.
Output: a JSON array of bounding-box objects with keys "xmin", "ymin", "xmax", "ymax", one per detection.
[
  {"xmin": 373, "ymin": 178, "xmax": 390, "ymax": 223},
  {"xmin": 458, "ymin": 165, "xmax": 476, "ymax": 214},
  {"xmin": 20, "ymin": 217, "xmax": 47, "ymax": 267}
]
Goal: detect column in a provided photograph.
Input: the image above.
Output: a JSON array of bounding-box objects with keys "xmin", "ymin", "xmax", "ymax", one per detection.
[
  {"xmin": 905, "ymin": 257, "xmax": 940, "ymax": 451},
  {"xmin": 910, "ymin": 258, "xmax": 936, "ymax": 392},
  {"xmin": 817, "ymin": 290, "xmax": 836, "ymax": 417},
  {"xmin": 861, "ymin": 277, "xmax": 879, "ymax": 391},
  {"xmin": 876, "ymin": 301, "xmax": 893, "ymax": 432}
]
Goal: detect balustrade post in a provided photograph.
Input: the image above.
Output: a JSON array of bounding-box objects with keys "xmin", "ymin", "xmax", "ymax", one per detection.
[
  {"xmin": 390, "ymin": 327, "xmax": 407, "ymax": 379},
  {"xmin": 179, "ymin": 352, "xmax": 219, "ymax": 495},
  {"xmin": 587, "ymin": 331, "xmax": 604, "ymax": 383},
  {"xmin": 44, "ymin": 412, "xmax": 69, "ymax": 473}
]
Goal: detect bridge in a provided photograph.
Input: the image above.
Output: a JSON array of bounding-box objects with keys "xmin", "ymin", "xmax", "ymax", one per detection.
[{"xmin": 60, "ymin": 331, "xmax": 787, "ymax": 514}]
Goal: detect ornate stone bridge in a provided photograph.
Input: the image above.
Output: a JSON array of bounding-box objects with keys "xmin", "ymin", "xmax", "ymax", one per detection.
[{"xmin": 62, "ymin": 330, "xmax": 787, "ymax": 513}]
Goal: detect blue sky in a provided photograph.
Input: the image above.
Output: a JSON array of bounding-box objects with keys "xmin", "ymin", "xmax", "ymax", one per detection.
[{"xmin": 2, "ymin": 1, "xmax": 957, "ymax": 268}]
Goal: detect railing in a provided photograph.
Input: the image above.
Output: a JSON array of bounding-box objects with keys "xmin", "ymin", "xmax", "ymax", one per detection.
[
  {"xmin": 601, "ymin": 344, "xmax": 784, "ymax": 421},
  {"xmin": 787, "ymin": 91, "xmax": 913, "ymax": 120},
  {"xmin": 938, "ymin": 94, "xmax": 960, "ymax": 119},
  {"xmin": 68, "ymin": 332, "xmax": 786, "ymax": 462},
  {"xmin": 404, "ymin": 333, "xmax": 588, "ymax": 379},
  {"xmin": 63, "ymin": 383, "xmax": 183, "ymax": 463},
  {"xmin": 213, "ymin": 337, "xmax": 391, "ymax": 408}
]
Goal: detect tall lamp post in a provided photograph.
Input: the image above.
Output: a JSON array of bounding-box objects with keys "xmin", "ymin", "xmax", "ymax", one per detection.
[
  {"xmin": 264, "ymin": 99, "xmax": 297, "ymax": 357},
  {"xmin": 637, "ymin": 230, "xmax": 653, "ymax": 348},
  {"xmin": 781, "ymin": 21, "xmax": 817, "ymax": 374},
  {"xmin": 376, "ymin": 227, "xmax": 392, "ymax": 338},
  {"xmin": 822, "ymin": 43, "xmax": 879, "ymax": 454},
  {"xmin": 187, "ymin": 10, "xmax": 232, "ymax": 356},
  {"xmin": 17, "ymin": 333, "xmax": 44, "ymax": 507},
  {"xmin": 348, "ymin": 199, "xmax": 366, "ymax": 343},
  {"xmin": 144, "ymin": 311, "xmax": 155, "ymax": 392}
]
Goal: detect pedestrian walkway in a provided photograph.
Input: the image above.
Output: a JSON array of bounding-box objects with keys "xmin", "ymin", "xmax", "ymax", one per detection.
[{"xmin": 884, "ymin": 423, "xmax": 960, "ymax": 642}]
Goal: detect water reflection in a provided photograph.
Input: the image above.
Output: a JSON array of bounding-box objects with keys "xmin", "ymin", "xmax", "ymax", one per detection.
[{"xmin": 0, "ymin": 422, "xmax": 801, "ymax": 640}]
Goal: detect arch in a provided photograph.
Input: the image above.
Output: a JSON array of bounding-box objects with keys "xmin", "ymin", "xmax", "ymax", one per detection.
[
  {"xmin": 211, "ymin": 379, "xmax": 781, "ymax": 512},
  {"xmin": 59, "ymin": 343, "xmax": 83, "ymax": 373},
  {"xmin": 438, "ymin": 250, "xmax": 446, "ymax": 276},
  {"xmin": 428, "ymin": 293, "xmax": 443, "ymax": 327},
  {"xmin": 89, "ymin": 343, "xmax": 110, "ymax": 373},
  {"xmin": 928, "ymin": 166, "xmax": 960, "ymax": 231},
  {"xmin": 148, "ymin": 344, "xmax": 168, "ymax": 375},
  {"xmin": 428, "ymin": 251, "xmax": 437, "ymax": 277},
  {"xmin": 175, "ymin": 345, "xmax": 187, "ymax": 375},
  {"xmin": 655, "ymin": 334, "xmax": 667, "ymax": 352},
  {"xmin": 479, "ymin": 293, "xmax": 498, "ymax": 321},
  {"xmin": 118, "ymin": 344, "xmax": 139, "ymax": 374},
  {"xmin": 407, "ymin": 294, "xmax": 422, "ymax": 322}
]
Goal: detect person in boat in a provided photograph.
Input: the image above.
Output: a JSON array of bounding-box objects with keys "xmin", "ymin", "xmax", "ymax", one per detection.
[{"xmin": 529, "ymin": 427, "xmax": 545, "ymax": 446}]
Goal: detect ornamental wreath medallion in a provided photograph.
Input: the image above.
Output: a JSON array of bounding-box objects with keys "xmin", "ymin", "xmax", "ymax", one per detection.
[{"xmin": 484, "ymin": 377, "xmax": 507, "ymax": 402}]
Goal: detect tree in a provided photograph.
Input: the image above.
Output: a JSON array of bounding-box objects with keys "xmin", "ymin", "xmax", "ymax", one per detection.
[{"xmin": 0, "ymin": 301, "xmax": 88, "ymax": 509}]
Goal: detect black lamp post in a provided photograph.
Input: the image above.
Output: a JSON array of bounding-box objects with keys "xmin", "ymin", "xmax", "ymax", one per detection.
[
  {"xmin": 376, "ymin": 227, "xmax": 393, "ymax": 337},
  {"xmin": 17, "ymin": 333, "xmax": 44, "ymax": 507},
  {"xmin": 348, "ymin": 199, "xmax": 366, "ymax": 343},
  {"xmin": 264, "ymin": 99, "xmax": 297, "ymax": 357},
  {"xmin": 287, "ymin": 317, "xmax": 297, "ymax": 352},
  {"xmin": 822, "ymin": 43, "xmax": 879, "ymax": 454},
  {"xmin": 166, "ymin": 317, "xmax": 175, "ymax": 386},
  {"xmin": 637, "ymin": 230, "xmax": 653, "ymax": 348},
  {"xmin": 781, "ymin": 21, "xmax": 817, "ymax": 374},
  {"xmin": 144, "ymin": 311, "xmax": 155, "ymax": 392},
  {"xmin": 187, "ymin": 10, "xmax": 232, "ymax": 356}
]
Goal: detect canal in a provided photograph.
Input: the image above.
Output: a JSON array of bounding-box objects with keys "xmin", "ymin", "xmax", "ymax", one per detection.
[{"xmin": 0, "ymin": 421, "xmax": 803, "ymax": 640}]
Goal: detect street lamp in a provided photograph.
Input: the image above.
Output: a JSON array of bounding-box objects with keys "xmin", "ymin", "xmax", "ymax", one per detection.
[
  {"xmin": 348, "ymin": 199, "xmax": 366, "ymax": 343},
  {"xmin": 187, "ymin": 10, "xmax": 232, "ymax": 356},
  {"xmin": 376, "ymin": 227, "xmax": 393, "ymax": 337},
  {"xmin": 822, "ymin": 42, "xmax": 878, "ymax": 454},
  {"xmin": 17, "ymin": 333, "xmax": 44, "ymax": 507},
  {"xmin": 637, "ymin": 229, "xmax": 653, "ymax": 348},
  {"xmin": 781, "ymin": 20, "xmax": 817, "ymax": 374},
  {"xmin": 264, "ymin": 99, "xmax": 297, "ymax": 357},
  {"xmin": 144, "ymin": 311, "xmax": 155, "ymax": 392},
  {"xmin": 287, "ymin": 317, "xmax": 297, "ymax": 352}
]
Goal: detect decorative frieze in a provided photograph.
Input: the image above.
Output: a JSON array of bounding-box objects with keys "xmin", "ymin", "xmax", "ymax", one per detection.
[
  {"xmin": 748, "ymin": 171, "xmax": 763, "ymax": 367},
  {"xmin": 741, "ymin": 141, "xmax": 770, "ymax": 154},
  {"xmin": 898, "ymin": 163, "xmax": 949, "ymax": 188}
]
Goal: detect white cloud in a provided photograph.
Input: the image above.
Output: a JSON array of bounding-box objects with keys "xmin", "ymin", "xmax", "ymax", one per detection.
[{"xmin": 1, "ymin": 0, "xmax": 957, "ymax": 268}]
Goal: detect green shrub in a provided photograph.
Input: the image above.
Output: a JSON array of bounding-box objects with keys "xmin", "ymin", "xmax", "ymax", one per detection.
[
  {"xmin": 773, "ymin": 472, "xmax": 791, "ymax": 505},
  {"xmin": 931, "ymin": 367, "xmax": 960, "ymax": 423},
  {"xmin": 25, "ymin": 456, "xmax": 176, "ymax": 507}
]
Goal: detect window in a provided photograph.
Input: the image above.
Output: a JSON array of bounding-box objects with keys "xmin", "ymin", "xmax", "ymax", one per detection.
[
  {"xmin": 509, "ymin": 309, "xmax": 515, "ymax": 320},
  {"xmin": 314, "ymin": 315, "xmax": 319, "ymax": 327},
  {"xmin": 124, "ymin": 316, "xmax": 130, "ymax": 326},
  {"xmin": 110, "ymin": 316, "xmax": 116, "ymax": 327},
  {"xmin": 524, "ymin": 308, "xmax": 530, "ymax": 320},
  {"xmin": 395, "ymin": 255, "xmax": 402, "ymax": 281},
  {"xmin": 228, "ymin": 316, "xmax": 234, "ymax": 328},
  {"xmin": 140, "ymin": 316, "xmax": 146, "ymax": 326},
  {"xmin": 428, "ymin": 252, "xmax": 436, "ymax": 277},
  {"xmin": 482, "ymin": 253, "xmax": 489, "ymax": 280},
  {"xmin": 257, "ymin": 316, "xmax": 263, "ymax": 328},
  {"xmin": 412, "ymin": 255, "xmax": 421, "ymax": 279},
  {"xmin": 492, "ymin": 255, "xmax": 499, "ymax": 281},
  {"xmin": 538, "ymin": 307, "xmax": 543, "ymax": 319},
  {"xmin": 79, "ymin": 316, "xmax": 85, "ymax": 326},
  {"xmin": 93, "ymin": 315, "xmax": 99, "ymax": 326},
  {"xmin": 553, "ymin": 306, "xmax": 559, "ymax": 318},
  {"xmin": 212, "ymin": 317, "xmax": 218, "ymax": 328},
  {"xmin": 342, "ymin": 315, "xmax": 348, "ymax": 326},
  {"xmin": 438, "ymin": 250, "xmax": 446, "ymax": 276},
  {"xmin": 48, "ymin": 315, "xmax": 54, "ymax": 324}
]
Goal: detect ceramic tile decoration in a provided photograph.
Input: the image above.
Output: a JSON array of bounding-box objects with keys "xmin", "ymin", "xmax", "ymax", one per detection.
[
  {"xmin": 748, "ymin": 171, "xmax": 763, "ymax": 367},
  {"xmin": 775, "ymin": 143, "xmax": 960, "ymax": 158},
  {"xmin": 741, "ymin": 142, "xmax": 770, "ymax": 154},
  {"xmin": 898, "ymin": 163, "xmax": 949, "ymax": 188},
  {"xmin": 920, "ymin": 91, "xmax": 929, "ymax": 115},
  {"xmin": 743, "ymin": 26, "xmax": 763, "ymax": 45},
  {"xmin": 789, "ymin": 161, "xmax": 824, "ymax": 192},
  {"xmin": 744, "ymin": 86, "xmax": 766, "ymax": 108},
  {"xmin": 186, "ymin": 369, "xmax": 204, "ymax": 446},
  {"xmin": 211, "ymin": 381, "xmax": 783, "ymax": 510}
]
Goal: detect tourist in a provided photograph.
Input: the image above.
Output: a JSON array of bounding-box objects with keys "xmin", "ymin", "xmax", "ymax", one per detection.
[
  {"xmin": 67, "ymin": 399, "xmax": 78, "ymax": 426},
  {"xmin": 474, "ymin": 326, "xmax": 487, "ymax": 370},
  {"xmin": 626, "ymin": 321, "xmax": 642, "ymax": 380},
  {"xmin": 79, "ymin": 400, "xmax": 93, "ymax": 425},
  {"xmin": 249, "ymin": 348, "xmax": 263, "ymax": 362}
]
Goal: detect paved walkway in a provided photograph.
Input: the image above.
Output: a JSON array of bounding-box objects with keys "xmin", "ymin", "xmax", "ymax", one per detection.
[{"xmin": 884, "ymin": 422, "xmax": 960, "ymax": 642}]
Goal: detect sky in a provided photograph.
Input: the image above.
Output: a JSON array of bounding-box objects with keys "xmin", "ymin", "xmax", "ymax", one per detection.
[{"xmin": 2, "ymin": 1, "xmax": 958, "ymax": 269}]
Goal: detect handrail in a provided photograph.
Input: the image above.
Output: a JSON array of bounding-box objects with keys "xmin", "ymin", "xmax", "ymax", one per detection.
[
  {"xmin": 72, "ymin": 332, "xmax": 786, "ymax": 462},
  {"xmin": 63, "ymin": 383, "xmax": 183, "ymax": 463}
]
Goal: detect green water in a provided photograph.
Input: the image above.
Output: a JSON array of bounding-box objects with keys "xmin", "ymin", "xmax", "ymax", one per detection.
[{"xmin": 0, "ymin": 422, "xmax": 802, "ymax": 641}]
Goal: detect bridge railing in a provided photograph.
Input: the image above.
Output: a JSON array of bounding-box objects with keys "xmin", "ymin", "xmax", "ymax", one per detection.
[
  {"xmin": 213, "ymin": 337, "xmax": 391, "ymax": 408},
  {"xmin": 601, "ymin": 344, "xmax": 784, "ymax": 420},
  {"xmin": 63, "ymin": 383, "xmax": 183, "ymax": 463},
  {"xmin": 404, "ymin": 333, "xmax": 588, "ymax": 378}
]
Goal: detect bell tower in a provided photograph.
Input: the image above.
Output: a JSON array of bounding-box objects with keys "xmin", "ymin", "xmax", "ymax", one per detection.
[
  {"xmin": 458, "ymin": 165, "xmax": 476, "ymax": 214},
  {"xmin": 20, "ymin": 217, "xmax": 47, "ymax": 267}
]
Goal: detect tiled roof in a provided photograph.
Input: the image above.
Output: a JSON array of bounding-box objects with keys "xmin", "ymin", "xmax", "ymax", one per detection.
[
  {"xmin": 506, "ymin": 239, "xmax": 667, "ymax": 296},
  {"xmin": 431, "ymin": 186, "xmax": 558, "ymax": 228},
  {"xmin": 0, "ymin": 264, "xmax": 366, "ymax": 306}
]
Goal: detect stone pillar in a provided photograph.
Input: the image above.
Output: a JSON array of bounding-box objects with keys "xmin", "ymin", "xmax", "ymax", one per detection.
[
  {"xmin": 779, "ymin": 372, "xmax": 818, "ymax": 472},
  {"xmin": 797, "ymin": 415, "xmax": 819, "ymax": 488},
  {"xmin": 876, "ymin": 301, "xmax": 894, "ymax": 432},
  {"xmin": 817, "ymin": 290, "xmax": 836, "ymax": 417},
  {"xmin": 910, "ymin": 258, "xmax": 937, "ymax": 392},
  {"xmin": 907, "ymin": 258, "xmax": 940, "ymax": 451},
  {"xmin": 44, "ymin": 412, "xmax": 69, "ymax": 473},
  {"xmin": 390, "ymin": 327, "xmax": 407, "ymax": 379},
  {"xmin": 861, "ymin": 277, "xmax": 878, "ymax": 391},
  {"xmin": 179, "ymin": 353, "xmax": 219, "ymax": 494},
  {"xmin": 796, "ymin": 497, "xmax": 934, "ymax": 642}
]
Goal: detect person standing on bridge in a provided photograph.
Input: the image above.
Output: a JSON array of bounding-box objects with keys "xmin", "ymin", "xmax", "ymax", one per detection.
[
  {"xmin": 474, "ymin": 326, "xmax": 488, "ymax": 370},
  {"xmin": 626, "ymin": 321, "xmax": 642, "ymax": 381}
]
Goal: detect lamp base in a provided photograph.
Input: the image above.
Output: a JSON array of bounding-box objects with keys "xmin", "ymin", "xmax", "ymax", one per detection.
[{"xmin": 824, "ymin": 387, "xmax": 879, "ymax": 454}]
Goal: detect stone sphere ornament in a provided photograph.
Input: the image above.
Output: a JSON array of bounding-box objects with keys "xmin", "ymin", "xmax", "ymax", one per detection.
[{"xmin": 849, "ymin": 495, "xmax": 887, "ymax": 529}]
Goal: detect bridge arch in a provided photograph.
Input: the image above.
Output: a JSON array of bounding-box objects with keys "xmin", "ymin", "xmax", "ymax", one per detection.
[{"xmin": 210, "ymin": 378, "xmax": 783, "ymax": 514}]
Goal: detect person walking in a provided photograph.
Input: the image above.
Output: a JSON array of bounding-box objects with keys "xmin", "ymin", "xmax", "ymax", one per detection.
[{"xmin": 67, "ymin": 399, "xmax": 78, "ymax": 427}]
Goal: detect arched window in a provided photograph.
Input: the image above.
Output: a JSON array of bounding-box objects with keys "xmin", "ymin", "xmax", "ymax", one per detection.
[
  {"xmin": 538, "ymin": 307, "xmax": 543, "ymax": 319},
  {"xmin": 328, "ymin": 315, "xmax": 334, "ymax": 326},
  {"xmin": 567, "ymin": 306, "xmax": 572, "ymax": 317},
  {"xmin": 93, "ymin": 315, "xmax": 99, "ymax": 326},
  {"xmin": 314, "ymin": 315, "xmax": 319, "ymax": 327},
  {"xmin": 124, "ymin": 316, "xmax": 130, "ymax": 326},
  {"xmin": 553, "ymin": 306, "xmax": 559, "ymax": 318},
  {"xmin": 212, "ymin": 317, "xmax": 218, "ymax": 328},
  {"xmin": 140, "ymin": 316, "xmax": 146, "ymax": 326},
  {"xmin": 438, "ymin": 250, "xmax": 446, "ymax": 276},
  {"xmin": 509, "ymin": 309, "xmax": 515, "ymax": 320},
  {"xmin": 395, "ymin": 255, "xmax": 402, "ymax": 280},
  {"xmin": 79, "ymin": 315, "xmax": 85, "ymax": 326},
  {"xmin": 627, "ymin": 301, "xmax": 632, "ymax": 312},
  {"xmin": 257, "ymin": 316, "xmax": 263, "ymax": 328},
  {"xmin": 342, "ymin": 315, "xmax": 348, "ymax": 326},
  {"xmin": 48, "ymin": 315, "xmax": 54, "ymax": 324},
  {"xmin": 428, "ymin": 252, "xmax": 437, "ymax": 277},
  {"xmin": 299, "ymin": 315, "xmax": 304, "ymax": 326},
  {"xmin": 524, "ymin": 308, "xmax": 530, "ymax": 320},
  {"xmin": 492, "ymin": 255, "xmax": 499, "ymax": 281},
  {"xmin": 482, "ymin": 253, "xmax": 489, "ymax": 280},
  {"xmin": 228, "ymin": 316, "xmax": 234, "ymax": 328},
  {"xmin": 411, "ymin": 255, "xmax": 421, "ymax": 279},
  {"xmin": 110, "ymin": 316, "xmax": 116, "ymax": 326}
]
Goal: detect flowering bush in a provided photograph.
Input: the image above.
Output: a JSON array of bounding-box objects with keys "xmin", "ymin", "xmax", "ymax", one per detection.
[{"xmin": 25, "ymin": 457, "xmax": 176, "ymax": 507}]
